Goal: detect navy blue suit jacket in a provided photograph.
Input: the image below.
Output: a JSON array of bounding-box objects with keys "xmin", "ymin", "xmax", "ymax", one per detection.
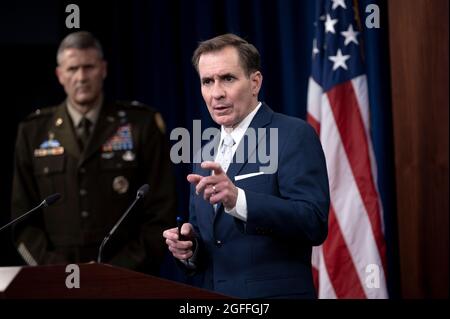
[{"xmin": 189, "ymin": 103, "xmax": 330, "ymax": 298}]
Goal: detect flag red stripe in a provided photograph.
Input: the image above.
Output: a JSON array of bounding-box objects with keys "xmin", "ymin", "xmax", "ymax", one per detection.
[
  {"xmin": 326, "ymin": 82, "xmax": 387, "ymax": 270},
  {"xmin": 323, "ymin": 205, "xmax": 366, "ymax": 298},
  {"xmin": 307, "ymin": 112, "xmax": 321, "ymax": 136},
  {"xmin": 312, "ymin": 263, "xmax": 319, "ymax": 295}
]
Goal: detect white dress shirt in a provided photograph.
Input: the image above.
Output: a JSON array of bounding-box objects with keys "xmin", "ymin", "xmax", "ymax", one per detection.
[{"xmin": 215, "ymin": 102, "xmax": 262, "ymax": 222}]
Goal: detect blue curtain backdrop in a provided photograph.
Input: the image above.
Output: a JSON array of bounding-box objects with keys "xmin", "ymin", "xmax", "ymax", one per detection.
[{"xmin": 0, "ymin": 0, "xmax": 398, "ymax": 297}]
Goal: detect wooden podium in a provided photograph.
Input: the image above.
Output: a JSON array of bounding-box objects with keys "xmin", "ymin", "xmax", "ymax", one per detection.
[{"xmin": 0, "ymin": 263, "xmax": 228, "ymax": 299}]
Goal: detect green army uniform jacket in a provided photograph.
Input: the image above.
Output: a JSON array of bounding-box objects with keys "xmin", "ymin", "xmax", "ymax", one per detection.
[{"xmin": 11, "ymin": 100, "xmax": 177, "ymax": 274}]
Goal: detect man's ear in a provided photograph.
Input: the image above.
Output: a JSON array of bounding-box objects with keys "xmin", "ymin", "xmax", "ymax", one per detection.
[
  {"xmin": 55, "ymin": 66, "xmax": 64, "ymax": 85},
  {"xmin": 251, "ymin": 71, "xmax": 263, "ymax": 96},
  {"xmin": 102, "ymin": 61, "xmax": 108, "ymax": 79}
]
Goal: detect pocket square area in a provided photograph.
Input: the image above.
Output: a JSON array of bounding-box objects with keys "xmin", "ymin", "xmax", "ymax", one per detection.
[{"xmin": 234, "ymin": 172, "xmax": 265, "ymax": 181}]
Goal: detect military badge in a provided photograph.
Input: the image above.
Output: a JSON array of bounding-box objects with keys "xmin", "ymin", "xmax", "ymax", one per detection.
[
  {"xmin": 101, "ymin": 152, "xmax": 115, "ymax": 160},
  {"xmin": 112, "ymin": 176, "xmax": 129, "ymax": 194},
  {"xmin": 55, "ymin": 118, "xmax": 63, "ymax": 127},
  {"xmin": 122, "ymin": 150, "xmax": 135, "ymax": 162},
  {"xmin": 34, "ymin": 132, "xmax": 64, "ymax": 157},
  {"xmin": 102, "ymin": 124, "xmax": 133, "ymax": 152}
]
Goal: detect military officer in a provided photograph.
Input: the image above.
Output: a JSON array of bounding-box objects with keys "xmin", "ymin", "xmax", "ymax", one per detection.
[{"xmin": 11, "ymin": 31, "xmax": 177, "ymax": 275}]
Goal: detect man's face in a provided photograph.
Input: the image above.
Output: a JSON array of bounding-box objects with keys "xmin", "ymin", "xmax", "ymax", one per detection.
[
  {"xmin": 56, "ymin": 48, "xmax": 107, "ymax": 107},
  {"xmin": 198, "ymin": 46, "xmax": 262, "ymax": 128}
]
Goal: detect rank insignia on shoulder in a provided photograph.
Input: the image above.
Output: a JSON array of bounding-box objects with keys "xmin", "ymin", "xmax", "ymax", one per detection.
[
  {"xmin": 154, "ymin": 113, "xmax": 166, "ymax": 134},
  {"xmin": 102, "ymin": 124, "xmax": 134, "ymax": 152}
]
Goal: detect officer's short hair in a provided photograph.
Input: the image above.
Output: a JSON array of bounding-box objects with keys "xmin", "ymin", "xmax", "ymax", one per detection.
[
  {"xmin": 56, "ymin": 31, "xmax": 103, "ymax": 64},
  {"xmin": 192, "ymin": 33, "xmax": 261, "ymax": 77}
]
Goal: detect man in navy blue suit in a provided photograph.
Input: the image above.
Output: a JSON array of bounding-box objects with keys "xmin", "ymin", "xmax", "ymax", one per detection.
[{"xmin": 163, "ymin": 33, "xmax": 330, "ymax": 298}]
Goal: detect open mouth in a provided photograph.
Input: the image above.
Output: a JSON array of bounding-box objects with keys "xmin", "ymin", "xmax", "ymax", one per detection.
[{"xmin": 213, "ymin": 105, "xmax": 231, "ymax": 113}]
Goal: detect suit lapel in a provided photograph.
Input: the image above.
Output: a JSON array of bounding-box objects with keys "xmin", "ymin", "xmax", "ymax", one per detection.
[
  {"xmin": 213, "ymin": 103, "xmax": 274, "ymax": 222},
  {"xmin": 226, "ymin": 103, "xmax": 273, "ymax": 180}
]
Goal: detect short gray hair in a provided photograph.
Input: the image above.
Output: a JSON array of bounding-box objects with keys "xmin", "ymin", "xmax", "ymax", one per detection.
[{"xmin": 56, "ymin": 31, "xmax": 103, "ymax": 64}]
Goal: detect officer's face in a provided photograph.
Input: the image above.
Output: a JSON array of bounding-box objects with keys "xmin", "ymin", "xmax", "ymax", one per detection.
[
  {"xmin": 56, "ymin": 48, "xmax": 107, "ymax": 108},
  {"xmin": 198, "ymin": 46, "xmax": 262, "ymax": 128}
]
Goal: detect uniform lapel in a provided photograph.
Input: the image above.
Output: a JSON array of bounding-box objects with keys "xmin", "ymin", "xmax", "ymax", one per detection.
[
  {"xmin": 51, "ymin": 102, "xmax": 81, "ymax": 159},
  {"xmin": 78, "ymin": 101, "xmax": 119, "ymax": 166}
]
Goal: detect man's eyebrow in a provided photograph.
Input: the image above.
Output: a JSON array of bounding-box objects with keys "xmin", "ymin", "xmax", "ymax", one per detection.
[
  {"xmin": 201, "ymin": 72, "xmax": 235, "ymax": 79},
  {"xmin": 67, "ymin": 62, "xmax": 95, "ymax": 68},
  {"xmin": 200, "ymin": 75, "xmax": 212, "ymax": 82},
  {"xmin": 219, "ymin": 73, "xmax": 235, "ymax": 79}
]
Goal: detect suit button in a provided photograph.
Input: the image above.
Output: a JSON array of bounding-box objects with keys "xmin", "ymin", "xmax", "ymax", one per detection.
[
  {"xmin": 81, "ymin": 211, "xmax": 89, "ymax": 218},
  {"xmin": 80, "ymin": 167, "xmax": 86, "ymax": 174},
  {"xmin": 215, "ymin": 240, "xmax": 222, "ymax": 247},
  {"xmin": 79, "ymin": 189, "xmax": 87, "ymax": 196},
  {"xmin": 43, "ymin": 167, "xmax": 49, "ymax": 174}
]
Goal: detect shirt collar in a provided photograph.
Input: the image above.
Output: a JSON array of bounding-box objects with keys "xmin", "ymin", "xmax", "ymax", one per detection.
[
  {"xmin": 220, "ymin": 102, "xmax": 262, "ymax": 148},
  {"xmin": 66, "ymin": 96, "xmax": 103, "ymax": 128}
]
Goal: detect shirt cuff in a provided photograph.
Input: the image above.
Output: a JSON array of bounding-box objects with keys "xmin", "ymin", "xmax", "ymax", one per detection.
[{"xmin": 224, "ymin": 187, "xmax": 248, "ymax": 222}]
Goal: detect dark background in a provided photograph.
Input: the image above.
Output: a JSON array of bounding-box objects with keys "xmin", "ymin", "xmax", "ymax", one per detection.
[
  {"xmin": 0, "ymin": 0, "xmax": 317, "ymax": 222},
  {"xmin": 0, "ymin": 0, "xmax": 321, "ymax": 286},
  {"xmin": 0, "ymin": 0, "xmax": 397, "ymax": 296},
  {"xmin": 0, "ymin": 0, "xmax": 447, "ymax": 298}
]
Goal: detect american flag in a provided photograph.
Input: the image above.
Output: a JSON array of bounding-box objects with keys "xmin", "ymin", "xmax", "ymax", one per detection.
[{"xmin": 307, "ymin": 0, "xmax": 388, "ymax": 298}]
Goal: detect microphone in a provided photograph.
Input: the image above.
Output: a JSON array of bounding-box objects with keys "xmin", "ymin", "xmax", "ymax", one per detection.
[
  {"xmin": 97, "ymin": 184, "xmax": 149, "ymax": 263},
  {"xmin": 136, "ymin": 184, "xmax": 149, "ymax": 198},
  {"xmin": 0, "ymin": 193, "xmax": 61, "ymax": 232}
]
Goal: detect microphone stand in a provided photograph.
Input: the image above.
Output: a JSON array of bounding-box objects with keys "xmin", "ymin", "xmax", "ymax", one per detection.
[
  {"xmin": 97, "ymin": 188, "xmax": 147, "ymax": 263},
  {"xmin": 0, "ymin": 193, "xmax": 61, "ymax": 233}
]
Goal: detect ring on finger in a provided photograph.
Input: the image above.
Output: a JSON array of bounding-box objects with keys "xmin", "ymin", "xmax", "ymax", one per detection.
[{"xmin": 212, "ymin": 185, "xmax": 217, "ymax": 193}]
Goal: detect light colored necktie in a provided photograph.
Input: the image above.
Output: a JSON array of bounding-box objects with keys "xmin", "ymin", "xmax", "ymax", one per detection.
[
  {"xmin": 218, "ymin": 133, "xmax": 235, "ymax": 172},
  {"xmin": 214, "ymin": 134, "xmax": 235, "ymax": 212}
]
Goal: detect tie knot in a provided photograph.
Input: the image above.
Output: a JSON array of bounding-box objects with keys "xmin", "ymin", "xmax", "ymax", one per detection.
[
  {"xmin": 223, "ymin": 134, "xmax": 234, "ymax": 148},
  {"xmin": 79, "ymin": 117, "xmax": 92, "ymax": 131}
]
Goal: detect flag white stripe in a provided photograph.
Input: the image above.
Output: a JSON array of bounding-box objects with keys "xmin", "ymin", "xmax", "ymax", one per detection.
[
  {"xmin": 317, "ymin": 246, "xmax": 337, "ymax": 298},
  {"xmin": 351, "ymin": 76, "xmax": 385, "ymax": 233},
  {"xmin": 307, "ymin": 78, "xmax": 323, "ymax": 123},
  {"xmin": 320, "ymin": 93, "xmax": 388, "ymax": 298}
]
